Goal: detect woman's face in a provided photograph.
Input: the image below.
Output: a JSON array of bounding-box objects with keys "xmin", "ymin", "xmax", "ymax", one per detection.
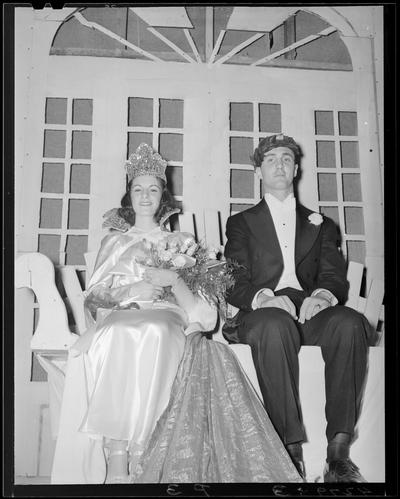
[{"xmin": 130, "ymin": 175, "xmax": 163, "ymax": 219}]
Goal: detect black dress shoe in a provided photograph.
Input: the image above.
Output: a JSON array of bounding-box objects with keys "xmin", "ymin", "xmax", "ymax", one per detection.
[{"xmin": 324, "ymin": 459, "xmax": 366, "ymax": 483}]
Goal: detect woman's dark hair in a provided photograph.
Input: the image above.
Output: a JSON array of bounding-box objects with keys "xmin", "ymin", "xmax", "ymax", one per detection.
[{"xmin": 117, "ymin": 178, "xmax": 177, "ymax": 227}]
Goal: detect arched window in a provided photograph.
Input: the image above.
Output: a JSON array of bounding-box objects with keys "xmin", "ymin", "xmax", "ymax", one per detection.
[{"xmin": 51, "ymin": 7, "xmax": 352, "ymax": 70}]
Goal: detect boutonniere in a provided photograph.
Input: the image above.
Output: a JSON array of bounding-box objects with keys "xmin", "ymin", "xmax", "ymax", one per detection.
[{"xmin": 308, "ymin": 213, "xmax": 323, "ymax": 226}]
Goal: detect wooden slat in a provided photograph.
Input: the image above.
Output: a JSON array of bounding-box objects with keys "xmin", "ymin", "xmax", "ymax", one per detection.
[
  {"xmin": 58, "ymin": 266, "xmax": 86, "ymax": 334},
  {"xmin": 16, "ymin": 253, "xmax": 75, "ymax": 351},
  {"xmin": 363, "ymin": 279, "xmax": 385, "ymax": 330},
  {"xmin": 204, "ymin": 209, "xmax": 221, "ymax": 248},
  {"xmin": 357, "ymin": 296, "xmax": 367, "ymax": 315},
  {"xmin": 195, "ymin": 211, "xmax": 206, "ymax": 243},
  {"xmin": 346, "ymin": 261, "xmax": 364, "ymax": 310},
  {"xmin": 84, "ymin": 251, "xmax": 97, "ymax": 286},
  {"xmin": 178, "ymin": 212, "xmax": 195, "ymax": 235}
]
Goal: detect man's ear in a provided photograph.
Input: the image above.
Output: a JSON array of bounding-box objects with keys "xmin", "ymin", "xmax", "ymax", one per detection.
[
  {"xmin": 294, "ymin": 164, "xmax": 299, "ymax": 177},
  {"xmin": 255, "ymin": 167, "xmax": 262, "ymax": 180}
]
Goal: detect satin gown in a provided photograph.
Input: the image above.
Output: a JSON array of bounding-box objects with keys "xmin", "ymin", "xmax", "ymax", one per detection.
[
  {"xmin": 51, "ymin": 226, "xmax": 302, "ymax": 484},
  {"xmin": 51, "ymin": 226, "xmax": 218, "ymax": 484}
]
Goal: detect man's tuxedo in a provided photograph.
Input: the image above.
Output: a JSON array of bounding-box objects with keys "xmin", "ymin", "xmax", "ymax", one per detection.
[
  {"xmin": 224, "ymin": 198, "xmax": 375, "ymax": 445},
  {"xmin": 225, "ymin": 199, "xmax": 348, "ymax": 311}
]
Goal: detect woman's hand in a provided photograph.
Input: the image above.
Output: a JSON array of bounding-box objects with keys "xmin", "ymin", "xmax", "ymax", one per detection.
[
  {"xmin": 143, "ymin": 268, "xmax": 179, "ymax": 288},
  {"xmin": 128, "ymin": 280, "xmax": 164, "ymax": 301}
]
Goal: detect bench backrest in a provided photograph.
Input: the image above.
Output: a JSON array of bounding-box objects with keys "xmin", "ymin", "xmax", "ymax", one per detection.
[{"xmin": 22, "ymin": 210, "xmax": 384, "ymax": 349}]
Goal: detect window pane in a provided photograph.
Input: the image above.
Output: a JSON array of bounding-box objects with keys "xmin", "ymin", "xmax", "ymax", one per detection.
[
  {"xmin": 41, "ymin": 163, "xmax": 65, "ymax": 193},
  {"xmin": 39, "ymin": 198, "xmax": 63, "ymax": 228},
  {"xmin": 340, "ymin": 141, "xmax": 359, "ymax": 168},
  {"xmin": 317, "ymin": 173, "xmax": 337, "ymax": 201},
  {"xmin": 65, "ymin": 235, "xmax": 88, "ymax": 265},
  {"xmin": 128, "ymin": 97, "xmax": 153, "ymax": 127},
  {"xmin": 45, "ymin": 98, "xmax": 67, "ymax": 125},
  {"xmin": 230, "ymin": 103, "xmax": 253, "ymax": 132},
  {"xmin": 316, "ymin": 141, "xmax": 336, "ymax": 168},
  {"xmin": 38, "ymin": 234, "xmax": 61, "ymax": 264},
  {"xmin": 128, "ymin": 132, "xmax": 153, "ymax": 156},
  {"xmin": 314, "ymin": 110, "xmax": 334, "ymax": 135},
  {"xmin": 230, "ymin": 137, "xmax": 253, "ymax": 165},
  {"xmin": 70, "ymin": 164, "xmax": 91, "ymax": 194},
  {"xmin": 259, "ymin": 103, "xmax": 281, "ymax": 133},
  {"xmin": 346, "ymin": 240, "xmax": 365, "ymax": 264},
  {"xmin": 338, "ymin": 111, "xmax": 357, "ymax": 136},
  {"xmin": 68, "ymin": 199, "xmax": 89, "ymax": 229},
  {"xmin": 72, "ymin": 99, "xmax": 93, "ymax": 125},
  {"xmin": 230, "ymin": 203, "xmax": 251, "ymax": 214},
  {"xmin": 342, "ymin": 173, "xmax": 362, "ymax": 202},
  {"xmin": 71, "ymin": 131, "xmax": 92, "ymax": 159},
  {"xmin": 165, "ymin": 165, "xmax": 183, "ymax": 196},
  {"xmin": 320, "ymin": 206, "xmax": 340, "ymax": 226},
  {"xmin": 231, "ymin": 169, "xmax": 254, "ymax": 198},
  {"xmin": 43, "ymin": 130, "xmax": 66, "ymax": 158},
  {"xmin": 344, "ymin": 207, "xmax": 365, "ymax": 235},
  {"xmin": 159, "ymin": 99, "xmax": 183, "ymax": 128},
  {"xmin": 159, "ymin": 133, "xmax": 183, "ymax": 161}
]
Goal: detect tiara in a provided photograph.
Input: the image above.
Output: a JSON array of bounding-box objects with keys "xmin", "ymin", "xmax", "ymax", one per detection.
[{"xmin": 125, "ymin": 143, "xmax": 167, "ymax": 183}]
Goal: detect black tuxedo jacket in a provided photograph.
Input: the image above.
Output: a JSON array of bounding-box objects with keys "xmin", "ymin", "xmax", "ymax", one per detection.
[{"xmin": 224, "ymin": 198, "xmax": 349, "ymax": 314}]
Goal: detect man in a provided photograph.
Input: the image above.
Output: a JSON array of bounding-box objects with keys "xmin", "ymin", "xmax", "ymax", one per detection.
[{"xmin": 224, "ymin": 134, "xmax": 376, "ymax": 482}]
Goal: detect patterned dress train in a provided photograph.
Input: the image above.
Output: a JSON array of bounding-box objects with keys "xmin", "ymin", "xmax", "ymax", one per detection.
[{"xmin": 131, "ymin": 331, "xmax": 302, "ymax": 483}]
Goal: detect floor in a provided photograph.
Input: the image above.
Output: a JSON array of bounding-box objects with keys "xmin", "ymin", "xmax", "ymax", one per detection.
[{"xmin": 14, "ymin": 476, "xmax": 51, "ymax": 485}]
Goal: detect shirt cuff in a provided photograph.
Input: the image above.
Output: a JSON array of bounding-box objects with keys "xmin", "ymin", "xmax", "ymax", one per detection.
[
  {"xmin": 311, "ymin": 288, "xmax": 338, "ymax": 306},
  {"xmin": 252, "ymin": 288, "xmax": 275, "ymax": 310}
]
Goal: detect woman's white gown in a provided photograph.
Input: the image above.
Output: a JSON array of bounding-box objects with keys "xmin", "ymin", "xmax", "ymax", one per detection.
[{"xmin": 51, "ymin": 226, "xmax": 216, "ymax": 484}]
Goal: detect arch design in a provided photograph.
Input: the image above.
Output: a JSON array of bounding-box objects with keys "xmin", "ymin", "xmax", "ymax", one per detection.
[{"xmin": 47, "ymin": 6, "xmax": 354, "ymax": 70}]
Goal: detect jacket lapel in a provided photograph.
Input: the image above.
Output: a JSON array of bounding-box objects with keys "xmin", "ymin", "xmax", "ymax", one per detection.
[
  {"xmin": 295, "ymin": 203, "xmax": 321, "ymax": 266},
  {"xmin": 244, "ymin": 199, "xmax": 283, "ymax": 262}
]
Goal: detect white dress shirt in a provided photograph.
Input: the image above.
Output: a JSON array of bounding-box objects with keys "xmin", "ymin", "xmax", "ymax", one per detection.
[{"xmin": 251, "ymin": 193, "xmax": 337, "ymax": 309}]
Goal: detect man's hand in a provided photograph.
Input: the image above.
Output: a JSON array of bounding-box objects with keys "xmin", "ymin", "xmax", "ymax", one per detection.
[
  {"xmin": 257, "ymin": 294, "xmax": 297, "ymax": 320},
  {"xmin": 298, "ymin": 296, "xmax": 331, "ymax": 324}
]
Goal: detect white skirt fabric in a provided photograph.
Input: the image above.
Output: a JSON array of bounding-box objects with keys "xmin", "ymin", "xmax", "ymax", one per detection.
[{"xmin": 51, "ymin": 307, "xmax": 186, "ymax": 484}]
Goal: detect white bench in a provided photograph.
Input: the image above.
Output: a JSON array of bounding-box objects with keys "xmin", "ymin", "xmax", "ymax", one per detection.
[{"xmin": 15, "ymin": 210, "xmax": 385, "ymax": 482}]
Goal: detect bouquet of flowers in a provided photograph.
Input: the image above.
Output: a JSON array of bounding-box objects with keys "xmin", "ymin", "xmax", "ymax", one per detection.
[{"xmin": 136, "ymin": 237, "xmax": 240, "ymax": 320}]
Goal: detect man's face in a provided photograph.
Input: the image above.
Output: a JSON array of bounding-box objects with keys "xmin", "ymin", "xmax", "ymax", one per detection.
[{"xmin": 256, "ymin": 146, "xmax": 298, "ymax": 192}]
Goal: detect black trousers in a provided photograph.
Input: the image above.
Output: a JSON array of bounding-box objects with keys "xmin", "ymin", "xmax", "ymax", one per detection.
[{"xmin": 237, "ymin": 288, "xmax": 376, "ymax": 446}]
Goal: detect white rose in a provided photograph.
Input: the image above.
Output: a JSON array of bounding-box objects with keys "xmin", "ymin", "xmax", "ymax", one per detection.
[
  {"xmin": 160, "ymin": 250, "xmax": 173, "ymax": 262},
  {"xmin": 171, "ymin": 255, "xmax": 187, "ymax": 268},
  {"xmin": 308, "ymin": 213, "xmax": 323, "ymax": 226},
  {"xmin": 172, "ymin": 254, "xmax": 196, "ymax": 268}
]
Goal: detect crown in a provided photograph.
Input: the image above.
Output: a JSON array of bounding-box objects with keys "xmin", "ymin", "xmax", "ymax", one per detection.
[{"xmin": 125, "ymin": 143, "xmax": 167, "ymax": 183}]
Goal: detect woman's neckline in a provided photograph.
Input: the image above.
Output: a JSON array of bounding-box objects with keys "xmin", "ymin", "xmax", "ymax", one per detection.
[{"xmin": 128, "ymin": 224, "xmax": 161, "ymax": 233}]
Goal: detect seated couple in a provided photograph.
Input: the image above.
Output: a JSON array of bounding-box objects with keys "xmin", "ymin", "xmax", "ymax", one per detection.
[{"xmin": 52, "ymin": 139, "xmax": 376, "ymax": 484}]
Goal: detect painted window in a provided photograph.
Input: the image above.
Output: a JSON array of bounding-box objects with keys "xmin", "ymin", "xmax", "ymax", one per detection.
[
  {"xmin": 32, "ymin": 97, "xmax": 93, "ymax": 381},
  {"xmin": 314, "ymin": 109, "xmax": 365, "ymax": 263},
  {"xmin": 229, "ymin": 101, "xmax": 282, "ymax": 215},
  {"xmin": 127, "ymin": 97, "xmax": 184, "ymax": 208}
]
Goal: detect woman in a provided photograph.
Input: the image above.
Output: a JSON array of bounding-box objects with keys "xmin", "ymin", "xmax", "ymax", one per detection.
[{"xmin": 51, "ymin": 143, "xmax": 302, "ymax": 484}]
